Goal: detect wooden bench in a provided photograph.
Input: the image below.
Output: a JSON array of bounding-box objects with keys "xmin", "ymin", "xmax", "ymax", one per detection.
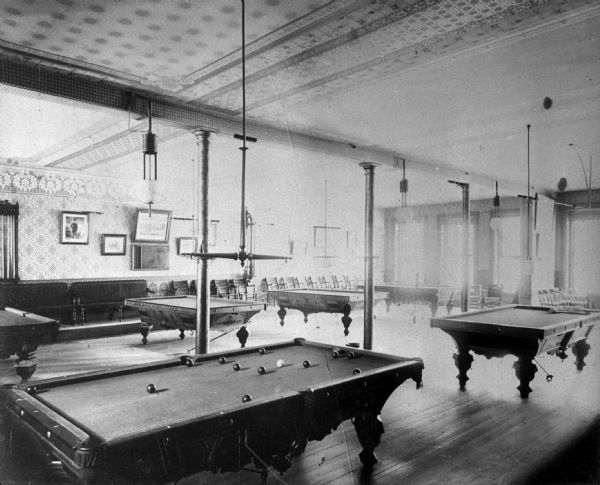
[
  {"xmin": 70, "ymin": 280, "xmax": 148, "ymax": 325},
  {"xmin": 0, "ymin": 282, "xmax": 71, "ymax": 325}
]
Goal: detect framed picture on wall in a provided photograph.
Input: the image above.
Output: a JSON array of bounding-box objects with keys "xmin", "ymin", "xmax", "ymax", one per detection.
[
  {"xmin": 177, "ymin": 237, "xmax": 196, "ymax": 255},
  {"xmin": 101, "ymin": 234, "xmax": 127, "ymax": 255},
  {"xmin": 133, "ymin": 209, "xmax": 172, "ymax": 243},
  {"xmin": 60, "ymin": 211, "xmax": 89, "ymax": 245}
]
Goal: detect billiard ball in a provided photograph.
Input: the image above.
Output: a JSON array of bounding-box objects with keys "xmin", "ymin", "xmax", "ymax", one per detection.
[
  {"xmin": 276, "ymin": 359, "xmax": 285, "ymax": 368},
  {"xmin": 258, "ymin": 348, "xmax": 266, "ymax": 355},
  {"xmin": 146, "ymin": 383, "xmax": 156, "ymax": 394},
  {"xmin": 353, "ymin": 368, "xmax": 361, "ymax": 375},
  {"xmin": 257, "ymin": 366, "xmax": 266, "ymax": 375},
  {"xmin": 218, "ymin": 356, "xmax": 227, "ymax": 364},
  {"xmin": 242, "ymin": 394, "xmax": 252, "ymax": 403},
  {"xmin": 348, "ymin": 351, "xmax": 356, "ymax": 359},
  {"xmin": 233, "ymin": 363, "xmax": 241, "ymax": 371},
  {"xmin": 303, "ymin": 360, "xmax": 311, "ymax": 368}
]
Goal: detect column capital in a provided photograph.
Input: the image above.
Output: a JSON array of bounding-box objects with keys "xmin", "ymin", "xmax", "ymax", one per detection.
[
  {"xmin": 192, "ymin": 129, "xmax": 213, "ymax": 142},
  {"xmin": 359, "ymin": 161, "xmax": 381, "ymax": 171}
]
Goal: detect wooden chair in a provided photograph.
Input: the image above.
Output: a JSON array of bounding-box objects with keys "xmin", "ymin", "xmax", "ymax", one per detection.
[
  {"xmin": 483, "ymin": 284, "xmax": 502, "ymax": 307},
  {"xmin": 305, "ymin": 276, "xmax": 314, "ymax": 289},
  {"xmin": 284, "ymin": 276, "xmax": 296, "ymax": 289},
  {"xmin": 227, "ymin": 279, "xmax": 238, "ymax": 299},
  {"xmin": 468, "ymin": 285, "xmax": 483, "ymax": 309},
  {"xmin": 293, "ymin": 277, "xmax": 302, "ymax": 288},
  {"xmin": 266, "ymin": 277, "xmax": 279, "ymax": 291},
  {"xmin": 278, "ymin": 277, "xmax": 286, "ymax": 289},
  {"xmin": 214, "ymin": 279, "xmax": 230, "ymax": 298},
  {"xmin": 173, "ymin": 280, "xmax": 189, "ymax": 296}
]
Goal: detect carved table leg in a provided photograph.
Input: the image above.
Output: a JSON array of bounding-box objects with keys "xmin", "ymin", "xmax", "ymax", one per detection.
[
  {"xmin": 513, "ymin": 355, "xmax": 537, "ymax": 398},
  {"xmin": 341, "ymin": 303, "xmax": 352, "ymax": 336},
  {"xmin": 15, "ymin": 342, "xmax": 39, "ymax": 383},
  {"xmin": 352, "ymin": 410, "xmax": 383, "ymax": 471},
  {"xmin": 572, "ymin": 339, "xmax": 591, "ymax": 371},
  {"xmin": 302, "ymin": 312, "xmax": 309, "ymax": 324},
  {"xmin": 178, "ymin": 329, "xmax": 185, "ymax": 340},
  {"xmin": 236, "ymin": 325, "xmax": 249, "ymax": 348},
  {"xmin": 139, "ymin": 323, "xmax": 151, "ymax": 345},
  {"xmin": 453, "ymin": 346, "xmax": 474, "ymax": 391},
  {"xmin": 277, "ymin": 305, "xmax": 286, "ymax": 326}
]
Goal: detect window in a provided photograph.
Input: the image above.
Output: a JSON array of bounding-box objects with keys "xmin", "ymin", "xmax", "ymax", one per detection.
[
  {"xmin": 568, "ymin": 209, "xmax": 600, "ymax": 292},
  {"xmin": 0, "ymin": 201, "xmax": 19, "ymax": 280},
  {"xmin": 440, "ymin": 215, "xmax": 477, "ymax": 287},
  {"xmin": 491, "ymin": 215, "xmax": 520, "ymax": 292},
  {"xmin": 393, "ymin": 220, "xmax": 425, "ymax": 284}
]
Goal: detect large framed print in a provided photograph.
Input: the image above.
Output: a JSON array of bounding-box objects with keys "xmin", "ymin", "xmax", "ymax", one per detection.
[
  {"xmin": 60, "ymin": 212, "xmax": 89, "ymax": 245},
  {"xmin": 133, "ymin": 209, "xmax": 171, "ymax": 243},
  {"xmin": 177, "ymin": 237, "xmax": 196, "ymax": 255},
  {"xmin": 101, "ymin": 234, "xmax": 127, "ymax": 255}
]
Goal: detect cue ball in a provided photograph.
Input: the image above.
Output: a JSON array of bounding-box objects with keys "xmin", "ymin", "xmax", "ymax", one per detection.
[
  {"xmin": 353, "ymin": 369, "xmax": 361, "ymax": 375},
  {"xmin": 219, "ymin": 356, "xmax": 227, "ymax": 364},
  {"xmin": 233, "ymin": 363, "xmax": 241, "ymax": 371},
  {"xmin": 258, "ymin": 366, "xmax": 266, "ymax": 375},
  {"xmin": 146, "ymin": 384, "xmax": 156, "ymax": 394},
  {"xmin": 348, "ymin": 351, "xmax": 356, "ymax": 359},
  {"xmin": 303, "ymin": 360, "xmax": 311, "ymax": 368},
  {"xmin": 242, "ymin": 394, "xmax": 252, "ymax": 403},
  {"xmin": 276, "ymin": 359, "xmax": 285, "ymax": 368},
  {"xmin": 258, "ymin": 348, "xmax": 266, "ymax": 355}
]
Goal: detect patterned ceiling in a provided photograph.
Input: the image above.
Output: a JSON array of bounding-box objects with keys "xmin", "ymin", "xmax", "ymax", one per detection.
[{"xmin": 1, "ymin": 0, "xmax": 599, "ymax": 197}]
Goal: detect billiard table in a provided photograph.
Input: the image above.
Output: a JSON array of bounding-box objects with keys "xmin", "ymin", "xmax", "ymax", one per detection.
[
  {"xmin": 359, "ymin": 283, "xmax": 458, "ymax": 315},
  {"xmin": 267, "ymin": 288, "xmax": 388, "ymax": 336},
  {"xmin": 124, "ymin": 296, "xmax": 266, "ymax": 347},
  {"xmin": 0, "ymin": 307, "xmax": 60, "ymax": 382},
  {"xmin": 431, "ymin": 305, "xmax": 600, "ymax": 398},
  {"xmin": 0, "ymin": 338, "xmax": 424, "ymax": 484}
]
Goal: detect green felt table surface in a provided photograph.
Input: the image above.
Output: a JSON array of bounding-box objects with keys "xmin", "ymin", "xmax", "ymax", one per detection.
[{"xmin": 31, "ymin": 341, "xmax": 415, "ymax": 444}]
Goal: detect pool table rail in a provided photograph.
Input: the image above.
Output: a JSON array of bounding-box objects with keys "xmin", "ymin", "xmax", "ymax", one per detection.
[{"xmin": 0, "ymin": 338, "xmax": 424, "ymax": 484}]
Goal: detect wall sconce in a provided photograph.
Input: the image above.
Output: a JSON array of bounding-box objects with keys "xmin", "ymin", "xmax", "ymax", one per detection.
[{"xmin": 143, "ymin": 99, "xmax": 157, "ymax": 180}]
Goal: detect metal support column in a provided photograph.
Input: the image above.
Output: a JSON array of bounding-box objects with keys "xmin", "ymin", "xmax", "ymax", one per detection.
[
  {"xmin": 360, "ymin": 162, "xmax": 379, "ymax": 350},
  {"xmin": 194, "ymin": 130, "xmax": 211, "ymax": 354}
]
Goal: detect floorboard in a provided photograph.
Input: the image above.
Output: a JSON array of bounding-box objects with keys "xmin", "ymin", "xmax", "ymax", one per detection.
[{"xmin": 1, "ymin": 302, "xmax": 598, "ymax": 484}]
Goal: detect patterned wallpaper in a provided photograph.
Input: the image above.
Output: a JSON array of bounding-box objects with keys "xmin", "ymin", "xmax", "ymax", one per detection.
[{"xmin": 0, "ymin": 165, "xmax": 203, "ymax": 281}]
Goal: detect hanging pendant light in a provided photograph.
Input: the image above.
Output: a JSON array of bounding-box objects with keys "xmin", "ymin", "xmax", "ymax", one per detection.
[{"xmin": 143, "ymin": 99, "xmax": 157, "ymax": 181}]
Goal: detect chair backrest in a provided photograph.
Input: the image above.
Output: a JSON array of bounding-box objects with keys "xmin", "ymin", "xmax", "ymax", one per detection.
[
  {"xmin": 173, "ymin": 280, "xmax": 189, "ymax": 296},
  {"xmin": 284, "ymin": 277, "xmax": 296, "ymax": 289},
  {"xmin": 214, "ymin": 279, "xmax": 230, "ymax": 298},
  {"xmin": 293, "ymin": 277, "xmax": 301, "ymax": 288},
  {"xmin": 278, "ymin": 277, "xmax": 285, "ymax": 289},
  {"xmin": 305, "ymin": 276, "xmax": 314, "ymax": 288},
  {"xmin": 267, "ymin": 277, "xmax": 278, "ymax": 290}
]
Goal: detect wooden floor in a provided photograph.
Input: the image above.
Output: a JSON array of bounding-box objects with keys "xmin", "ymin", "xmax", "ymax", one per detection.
[{"xmin": 1, "ymin": 302, "xmax": 599, "ymax": 484}]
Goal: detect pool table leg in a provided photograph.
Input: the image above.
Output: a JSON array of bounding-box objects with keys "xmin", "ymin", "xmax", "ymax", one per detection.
[
  {"xmin": 453, "ymin": 346, "xmax": 473, "ymax": 391},
  {"xmin": 139, "ymin": 323, "xmax": 151, "ymax": 345},
  {"xmin": 236, "ymin": 325, "xmax": 249, "ymax": 347},
  {"xmin": 341, "ymin": 303, "xmax": 352, "ymax": 336},
  {"xmin": 572, "ymin": 339, "xmax": 591, "ymax": 371},
  {"xmin": 277, "ymin": 305, "xmax": 286, "ymax": 326},
  {"xmin": 513, "ymin": 354, "xmax": 537, "ymax": 399},
  {"xmin": 353, "ymin": 410, "xmax": 383, "ymax": 471}
]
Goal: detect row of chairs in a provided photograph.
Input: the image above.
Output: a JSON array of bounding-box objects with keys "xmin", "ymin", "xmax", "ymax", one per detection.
[
  {"xmin": 263, "ymin": 275, "xmax": 363, "ymax": 292},
  {"xmin": 538, "ymin": 288, "xmax": 588, "ymax": 307},
  {"xmin": 211, "ymin": 278, "xmax": 257, "ymax": 300}
]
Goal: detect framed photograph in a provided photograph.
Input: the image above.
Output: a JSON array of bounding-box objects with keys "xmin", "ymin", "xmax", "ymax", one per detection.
[
  {"xmin": 133, "ymin": 209, "xmax": 171, "ymax": 243},
  {"xmin": 101, "ymin": 234, "xmax": 127, "ymax": 255},
  {"xmin": 60, "ymin": 211, "xmax": 89, "ymax": 244},
  {"xmin": 177, "ymin": 237, "xmax": 196, "ymax": 255}
]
